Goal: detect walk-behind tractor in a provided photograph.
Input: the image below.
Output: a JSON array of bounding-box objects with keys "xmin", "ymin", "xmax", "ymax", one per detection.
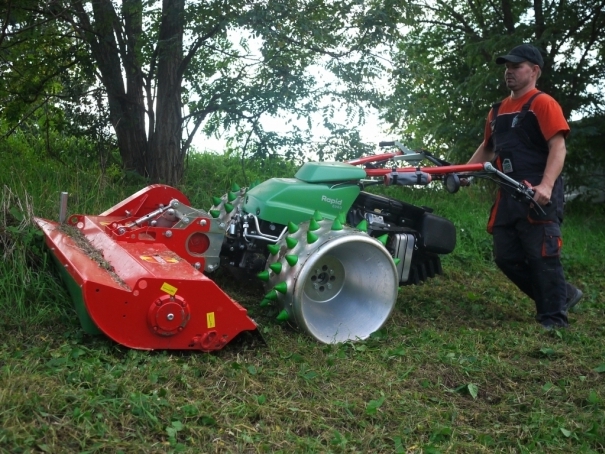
[{"xmin": 35, "ymin": 142, "xmax": 537, "ymax": 351}]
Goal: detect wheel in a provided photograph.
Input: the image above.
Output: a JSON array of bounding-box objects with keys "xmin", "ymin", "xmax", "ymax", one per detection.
[
  {"xmin": 261, "ymin": 217, "xmax": 399, "ymax": 343},
  {"xmin": 426, "ymin": 259, "xmax": 436, "ymax": 278},
  {"xmin": 418, "ymin": 262, "xmax": 427, "ymax": 282}
]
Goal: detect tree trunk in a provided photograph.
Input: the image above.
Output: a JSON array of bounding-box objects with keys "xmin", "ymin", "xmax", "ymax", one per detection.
[
  {"xmin": 147, "ymin": 0, "xmax": 185, "ymax": 185},
  {"xmin": 71, "ymin": 0, "xmax": 148, "ymax": 176}
]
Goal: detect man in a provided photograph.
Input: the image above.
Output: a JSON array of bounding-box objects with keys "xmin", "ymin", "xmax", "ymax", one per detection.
[{"xmin": 466, "ymin": 43, "xmax": 582, "ymax": 330}]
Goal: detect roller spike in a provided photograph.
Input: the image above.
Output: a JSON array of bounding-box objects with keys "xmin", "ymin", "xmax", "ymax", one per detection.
[
  {"xmin": 231, "ymin": 183, "xmax": 241, "ymax": 192},
  {"xmin": 309, "ymin": 218, "xmax": 320, "ymax": 231},
  {"xmin": 269, "ymin": 262, "xmax": 283, "ymax": 274},
  {"xmin": 286, "ymin": 236, "xmax": 299, "ymax": 249},
  {"xmin": 260, "ymin": 299, "xmax": 271, "ymax": 307},
  {"xmin": 250, "ymin": 180, "xmax": 260, "ymax": 189},
  {"xmin": 285, "ymin": 254, "xmax": 298, "ymax": 266},
  {"xmin": 264, "ymin": 290, "xmax": 278, "ymax": 301},
  {"xmin": 227, "ymin": 191, "xmax": 238, "ymax": 202},
  {"xmin": 225, "ymin": 203, "xmax": 234, "ymax": 213},
  {"xmin": 209, "ymin": 210, "xmax": 221, "ymax": 218},
  {"xmin": 338, "ymin": 212, "xmax": 347, "ymax": 224},
  {"xmin": 312, "ymin": 210, "xmax": 323, "ymax": 221},
  {"xmin": 287, "ymin": 222, "xmax": 299, "ymax": 234},
  {"xmin": 257, "ymin": 270, "xmax": 270, "ymax": 281},
  {"xmin": 377, "ymin": 234, "xmax": 389, "ymax": 246},
  {"xmin": 274, "ymin": 281, "xmax": 288, "ymax": 294},
  {"xmin": 307, "ymin": 231, "xmax": 319, "ymax": 244},
  {"xmin": 212, "ymin": 196, "xmax": 223, "ymax": 206},
  {"xmin": 394, "ymin": 258, "xmax": 401, "ymax": 266},
  {"xmin": 331, "ymin": 219, "xmax": 343, "ymax": 231},
  {"xmin": 356, "ymin": 219, "xmax": 368, "ymax": 232},
  {"xmin": 276, "ymin": 310, "xmax": 290, "ymax": 321},
  {"xmin": 267, "ymin": 244, "xmax": 280, "ymax": 256}
]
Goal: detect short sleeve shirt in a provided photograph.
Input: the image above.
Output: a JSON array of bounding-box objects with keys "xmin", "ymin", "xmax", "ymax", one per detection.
[{"xmin": 484, "ymin": 88, "xmax": 570, "ymax": 146}]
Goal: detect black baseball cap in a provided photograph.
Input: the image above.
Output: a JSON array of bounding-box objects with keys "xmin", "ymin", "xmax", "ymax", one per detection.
[{"xmin": 496, "ymin": 44, "xmax": 544, "ymax": 69}]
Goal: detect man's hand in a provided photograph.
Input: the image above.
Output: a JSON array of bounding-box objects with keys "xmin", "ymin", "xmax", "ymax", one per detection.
[
  {"xmin": 460, "ymin": 176, "xmax": 473, "ymax": 187},
  {"xmin": 531, "ymin": 183, "xmax": 552, "ymax": 206}
]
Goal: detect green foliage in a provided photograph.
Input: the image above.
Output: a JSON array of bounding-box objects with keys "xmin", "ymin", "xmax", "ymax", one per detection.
[
  {"xmin": 2, "ymin": 0, "xmax": 409, "ymax": 184},
  {"xmin": 181, "ymin": 151, "xmax": 298, "ymax": 208},
  {"xmin": 384, "ymin": 0, "xmax": 605, "ymax": 166}
]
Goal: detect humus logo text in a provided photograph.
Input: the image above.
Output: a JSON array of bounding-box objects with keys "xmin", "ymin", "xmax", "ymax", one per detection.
[{"xmin": 321, "ymin": 195, "xmax": 343, "ymax": 209}]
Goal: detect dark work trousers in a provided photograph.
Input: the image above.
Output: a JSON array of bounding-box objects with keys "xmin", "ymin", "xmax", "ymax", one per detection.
[{"xmin": 491, "ymin": 201, "xmax": 569, "ymax": 327}]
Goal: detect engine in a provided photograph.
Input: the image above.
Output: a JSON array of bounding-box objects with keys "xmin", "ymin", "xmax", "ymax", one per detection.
[{"xmin": 218, "ymin": 189, "xmax": 456, "ymax": 286}]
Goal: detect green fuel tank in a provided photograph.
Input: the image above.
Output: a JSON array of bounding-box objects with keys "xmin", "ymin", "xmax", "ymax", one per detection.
[{"xmin": 242, "ymin": 162, "xmax": 366, "ymax": 225}]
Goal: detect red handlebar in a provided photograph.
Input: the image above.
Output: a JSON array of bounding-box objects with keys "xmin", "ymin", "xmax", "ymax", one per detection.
[{"xmin": 364, "ymin": 163, "xmax": 485, "ymax": 177}]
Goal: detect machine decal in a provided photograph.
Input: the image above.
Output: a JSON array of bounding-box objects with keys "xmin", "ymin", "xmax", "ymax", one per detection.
[
  {"xmin": 161, "ymin": 282, "xmax": 178, "ymax": 296},
  {"xmin": 207, "ymin": 312, "xmax": 216, "ymax": 329}
]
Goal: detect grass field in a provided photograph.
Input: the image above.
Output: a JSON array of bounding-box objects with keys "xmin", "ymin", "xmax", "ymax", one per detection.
[{"xmin": 1, "ymin": 150, "xmax": 604, "ymax": 453}]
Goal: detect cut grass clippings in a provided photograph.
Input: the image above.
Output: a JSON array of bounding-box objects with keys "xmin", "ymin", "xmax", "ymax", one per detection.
[{"xmin": 1, "ymin": 268, "xmax": 604, "ymax": 453}]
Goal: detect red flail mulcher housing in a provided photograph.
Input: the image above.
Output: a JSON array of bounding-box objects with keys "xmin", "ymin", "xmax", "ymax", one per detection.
[{"xmin": 35, "ymin": 185, "xmax": 257, "ymax": 352}]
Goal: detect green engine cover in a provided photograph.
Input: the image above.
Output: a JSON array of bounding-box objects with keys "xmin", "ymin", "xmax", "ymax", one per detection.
[{"xmin": 243, "ymin": 162, "xmax": 364, "ymax": 225}]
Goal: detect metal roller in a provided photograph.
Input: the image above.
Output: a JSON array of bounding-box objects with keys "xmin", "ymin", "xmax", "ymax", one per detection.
[{"xmin": 263, "ymin": 218, "xmax": 399, "ymax": 343}]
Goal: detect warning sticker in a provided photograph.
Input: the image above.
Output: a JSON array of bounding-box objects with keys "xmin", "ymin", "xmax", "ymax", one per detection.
[
  {"xmin": 207, "ymin": 312, "xmax": 216, "ymax": 329},
  {"xmin": 161, "ymin": 282, "xmax": 178, "ymax": 296},
  {"xmin": 141, "ymin": 255, "xmax": 179, "ymax": 264}
]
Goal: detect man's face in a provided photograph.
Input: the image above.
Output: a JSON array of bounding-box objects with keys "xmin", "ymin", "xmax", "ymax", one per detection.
[{"xmin": 504, "ymin": 61, "xmax": 539, "ymax": 91}]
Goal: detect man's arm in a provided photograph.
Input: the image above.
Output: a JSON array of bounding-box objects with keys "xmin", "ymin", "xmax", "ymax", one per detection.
[
  {"xmin": 467, "ymin": 141, "xmax": 495, "ymax": 164},
  {"xmin": 532, "ymin": 132, "xmax": 567, "ymax": 205}
]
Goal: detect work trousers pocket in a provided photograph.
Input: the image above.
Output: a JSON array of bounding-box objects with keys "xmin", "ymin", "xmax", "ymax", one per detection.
[{"xmin": 542, "ymin": 223, "xmax": 562, "ymax": 257}]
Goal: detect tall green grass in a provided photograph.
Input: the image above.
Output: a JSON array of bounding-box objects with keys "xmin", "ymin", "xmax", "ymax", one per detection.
[{"xmin": 1, "ymin": 144, "xmax": 604, "ymax": 453}]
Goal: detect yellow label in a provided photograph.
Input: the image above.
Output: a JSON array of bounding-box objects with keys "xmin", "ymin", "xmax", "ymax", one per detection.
[
  {"xmin": 207, "ymin": 312, "xmax": 216, "ymax": 329},
  {"xmin": 160, "ymin": 282, "xmax": 178, "ymax": 296},
  {"xmin": 141, "ymin": 255, "xmax": 179, "ymax": 264}
]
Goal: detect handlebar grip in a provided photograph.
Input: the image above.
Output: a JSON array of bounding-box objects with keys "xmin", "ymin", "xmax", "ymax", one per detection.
[
  {"xmin": 523, "ymin": 184, "xmax": 551, "ymax": 206},
  {"xmin": 378, "ymin": 141, "xmax": 395, "ymax": 147}
]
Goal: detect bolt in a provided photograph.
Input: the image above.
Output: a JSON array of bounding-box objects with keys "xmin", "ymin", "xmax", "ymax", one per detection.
[
  {"xmin": 200, "ymin": 219, "xmax": 207, "ymax": 226},
  {"xmin": 313, "ymin": 283, "xmax": 319, "ymax": 289},
  {"xmin": 194, "ymin": 262, "xmax": 201, "ymax": 269},
  {"xmin": 150, "ymin": 220, "xmax": 157, "ymax": 227},
  {"xmin": 118, "ymin": 227, "xmax": 125, "ymax": 235},
  {"xmin": 327, "ymin": 283, "xmax": 332, "ymax": 290},
  {"xmin": 172, "ymin": 201, "xmax": 180, "ymax": 208},
  {"xmin": 164, "ymin": 230, "xmax": 173, "ymax": 238},
  {"xmin": 219, "ymin": 223, "xmax": 225, "ymax": 229},
  {"xmin": 125, "ymin": 210, "xmax": 131, "ymax": 216},
  {"xmin": 167, "ymin": 313, "xmax": 174, "ymax": 321}
]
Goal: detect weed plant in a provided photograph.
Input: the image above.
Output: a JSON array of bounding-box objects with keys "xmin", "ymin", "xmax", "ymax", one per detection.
[{"xmin": 0, "ymin": 147, "xmax": 604, "ymax": 453}]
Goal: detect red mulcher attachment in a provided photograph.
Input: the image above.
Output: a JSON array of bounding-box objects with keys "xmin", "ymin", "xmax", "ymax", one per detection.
[{"xmin": 35, "ymin": 185, "xmax": 257, "ymax": 351}]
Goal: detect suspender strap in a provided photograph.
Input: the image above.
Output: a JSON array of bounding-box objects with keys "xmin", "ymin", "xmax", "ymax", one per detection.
[
  {"xmin": 491, "ymin": 102, "xmax": 501, "ymax": 119},
  {"xmin": 515, "ymin": 91, "xmax": 543, "ymax": 123},
  {"xmin": 491, "ymin": 91, "xmax": 543, "ymax": 123}
]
